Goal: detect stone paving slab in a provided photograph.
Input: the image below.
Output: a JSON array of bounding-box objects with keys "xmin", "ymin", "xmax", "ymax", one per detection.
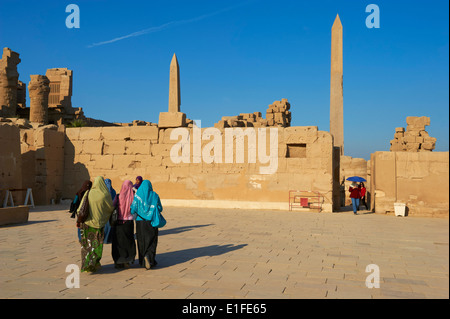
[{"xmin": 0, "ymin": 205, "xmax": 448, "ymax": 299}]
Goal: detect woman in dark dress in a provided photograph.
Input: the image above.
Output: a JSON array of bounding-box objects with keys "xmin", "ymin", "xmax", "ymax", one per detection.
[
  {"xmin": 130, "ymin": 180, "xmax": 162, "ymax": 269},
  {"xmin": 111, "ymin": 180, "xmax": 136, "ymax": 269}
]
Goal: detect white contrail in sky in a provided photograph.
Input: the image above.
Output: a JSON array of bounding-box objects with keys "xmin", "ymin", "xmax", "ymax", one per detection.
[{"xmin": 88, "ymin": 1, "xmax": 253, "ymax": 48}]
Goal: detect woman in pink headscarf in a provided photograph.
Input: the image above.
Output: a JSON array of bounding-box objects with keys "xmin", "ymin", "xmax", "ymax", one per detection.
[{"xmin": 111, "ymin": 180, "xmax": 136, "ymax": 269}]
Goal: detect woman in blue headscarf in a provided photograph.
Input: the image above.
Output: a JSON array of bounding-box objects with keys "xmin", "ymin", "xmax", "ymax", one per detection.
[
  {"xmin": 103, "ymin": 178, "xmax": 116, "ymax": 244},
  {"xmin": 104, "ymin": 178, "xmax": 117, "ymax": 200},
  {"xmin": 130, "ymin": 180, "xmax": 162, "ymax": 269}
]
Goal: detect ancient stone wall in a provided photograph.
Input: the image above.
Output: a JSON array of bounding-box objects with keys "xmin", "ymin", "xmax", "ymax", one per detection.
[
  {"xmin": 63, "ymin": 125, "xmax": 336, "ymax": 212},
  {"xmin": 20, "ymin": 125, "xmax": 65, "ymax": 205},
  {"xmin": 0, "ymin": 123, "xmax": 23, "ymax": 203},
  {"xmin": 370, "ymin": 151, "xmax": 449, "ymax": 217}
]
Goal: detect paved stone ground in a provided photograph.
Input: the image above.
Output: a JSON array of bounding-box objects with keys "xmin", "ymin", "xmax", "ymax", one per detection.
[{"xmin": 0, "ymin": 205, "xmax": 448, "ymax": 299}]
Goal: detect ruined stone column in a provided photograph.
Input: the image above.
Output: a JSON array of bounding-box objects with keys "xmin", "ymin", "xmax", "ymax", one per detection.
[
  {"xmin": 0, "ymin": 48, "xmax": 21, "ymax": 117},
  {"xmin": 28, "ymin": 75, "xmax": 50, "ymax": 125},
  {"xmin": 330, "ymin": 15, "xmax": 344, "ymax": 155}
]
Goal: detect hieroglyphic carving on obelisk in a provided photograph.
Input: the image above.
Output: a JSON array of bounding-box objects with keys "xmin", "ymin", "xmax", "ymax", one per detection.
[{"xmin": 330, "ymin": 14, "xmax": 344, "ymax": 155}]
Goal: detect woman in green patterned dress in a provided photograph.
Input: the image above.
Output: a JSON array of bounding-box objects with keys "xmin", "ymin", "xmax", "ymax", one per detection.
[{"xmin": 77, "ymin": 176, "xmax": 115, "ymax": 272}]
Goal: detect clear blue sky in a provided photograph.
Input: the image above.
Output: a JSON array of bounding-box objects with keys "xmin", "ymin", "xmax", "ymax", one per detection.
[{"xmin": 1, "ymin": 0, "xmax": 448, "ymax": 160}]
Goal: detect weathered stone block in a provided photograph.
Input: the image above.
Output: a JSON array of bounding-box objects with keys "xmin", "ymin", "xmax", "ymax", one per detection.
[
  {"xmin": 158, "ymin": 112, "xmax": 186, "ymax": 128},
  {"xmin": 406, "ymin": 116, "xmax": 430, "ymax": 127},
  {"xmin": 65, "ymin": 127, "xmax": 81, "ymax": 141},
  {"xmin": 125, "ymin": 140, "xmax": 151, "ymax": 155},
  {"xmin": 415, "ymin": 136, "xmax": 424, "ymax": 143},
  {"xmin": 103, "ymin": 140, "xmax": 126, "ymax": 155},
  {"xmin": 129, "ymin": 126, "xmax": 159, "ymax": 141},
  {"xmin": 101, "ymin": 127, "xmax": 131, "ymax": 141},
  {"xmin": 82, "ymin": 140, "xmax": 103, "ymax": 155},
  {"xmin": 92, "ymin": 155, "xmax": 113, "ymax": 170},
  {"xmin": 421, "ymin": 142, "xmax": 435, "ymax": 151},
  {"xmin": 0, "ymin": 206, "xmax": 29, "ymax": 226},
  {"xmin": 405, "ymin": 142, "xmax": 420, "ymax": 151},
  {"xmin": 79, "ymin": 127, "xmax": 102, "ymax": 141}
]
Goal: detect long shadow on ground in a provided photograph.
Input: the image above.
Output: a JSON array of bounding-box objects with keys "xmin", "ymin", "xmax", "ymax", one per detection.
[
  {"xmin": 94, "ymin": 243, "xmax": 247, "ymax": 274},
  {"xmin": 156, "ymin": 244, "xmax": 248, "ymax": 269},
  {"xmin": 159, "ymin": 224, "xmax": 214, "ymax": 236}
]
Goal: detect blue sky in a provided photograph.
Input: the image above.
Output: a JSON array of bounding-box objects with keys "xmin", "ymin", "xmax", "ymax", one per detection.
[{"xmin": 0, "ymin": 0, "xmax": 448, "ymax": 159}]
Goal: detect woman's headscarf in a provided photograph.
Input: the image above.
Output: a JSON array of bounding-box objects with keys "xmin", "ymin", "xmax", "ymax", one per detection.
[
  {"xmin": 76, "ymin": 180, "xmax": 92, "ymax": 199},
  {"xmin": 85, "ymin": 176, "xmax": 115, "ymax": 229},
  {"xmin": 104, "ymin": 178, "xmax": 117, "ymax": 200},
  {"xmin": 130, "ymin": 180, "xmax": 162, "ymax": 221},
  {"xmin": 133, "ymin": 176, "xmax": 143, "ymax": 190},
  {"xmin": 118, "ymin": 180, "xmax": 134, "ymax": 220}
]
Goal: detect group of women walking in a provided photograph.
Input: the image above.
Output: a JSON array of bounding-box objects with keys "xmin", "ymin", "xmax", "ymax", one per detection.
[{"xmin": 71, "ymin": 176, "xmax": 162, "ymax": 273}]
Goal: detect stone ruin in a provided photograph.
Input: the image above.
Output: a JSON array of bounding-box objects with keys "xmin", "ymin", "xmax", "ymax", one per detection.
[
  {"xmin": 1, "ymin": 14, "xmax": 448, "ymax": 218},
  {"xmin": 214, "ymin": 98, "xmax": 291, "ymax": 129},
  {"xmin": 156, "ymin": 53, "xmax": 292, "ymax": 130},
  {"xmin": 0, "ymin": 47, "xmax": 85, "ymax": 127},
  {"xmin": 0, "ymin": 48, "xmax": 21, "ymax": 118},
  {"xmin": 390, "ymin": 116, "xmax": 436, "ymax": 152}
]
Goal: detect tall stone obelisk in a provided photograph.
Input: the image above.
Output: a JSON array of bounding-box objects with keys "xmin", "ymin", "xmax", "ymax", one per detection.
[
  {"xmin": 168, "ymin": 53, "xmax": 181, "ymax": 113},
  {"xmin": 330, "ymin": 14, "xmax": 344, "ymax": 155},
  {"xmin": 158, "ymin": 53, "xmax": 186, "ymax": 128}
]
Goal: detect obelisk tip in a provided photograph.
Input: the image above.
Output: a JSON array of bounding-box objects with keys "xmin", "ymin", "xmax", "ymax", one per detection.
[{"xmin": 333, "ymin": 14, "xmax": 342, "ymax": 27}]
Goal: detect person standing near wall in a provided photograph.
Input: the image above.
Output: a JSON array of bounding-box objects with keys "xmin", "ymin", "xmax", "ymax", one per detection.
[
  {"xmin": 132, "ymin": 176, "xmax": 143, "ymax": 193},
  {"xmin": 349, "ymin": 182, "xmax": 361, "ymax": 215},
  {"xmin": 130, "ymin": 180, "xmax": 162, "ymax": 270},
  {"xmin": 359, "ymin": 182, "xmax": 369, "ymax": 210},
  {"xmin": 72, "ymin": 180, "xmax": 92, "ymax": 242},
  {"xmin": 78, "ymin": 176, "xmax": 115, "ymax": 272},
  {"xmin": 111, "ymin": 180, "xmax": 137, "ymax": 269},
  {"xmin": 103, "ymin": 178, "xmax": 116, "ymax": 244}
]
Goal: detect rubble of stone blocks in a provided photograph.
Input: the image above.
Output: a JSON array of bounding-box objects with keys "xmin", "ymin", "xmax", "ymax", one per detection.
[
  {"xmin": 214, "ymin": 99, "xmax": 291, "ymax": 129},
  {"xmin": 266, "ymin": 98, "xmax": 291, "ymax": 127},
  {"xmin": 214, "ymin": 112, "xmax": 264, "ymax": 128},
  {"xmin": 390, "ymin": 116, "xmax": 436, "ymax": 152}
]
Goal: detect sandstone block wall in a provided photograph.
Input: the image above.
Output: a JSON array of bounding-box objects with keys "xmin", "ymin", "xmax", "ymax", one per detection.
[
  {"xmin": 63, "ymin": 125, "xmax": 336, "ymax": 212},
  {"xmin": 0, "ymin": 123, "xmax": 23, "ymax": 203},
  {"xmin": 370, "ymin": 151, "xmax": 449, "ymax": 217},
  {"xmin": 20, "ymin": 125, "xmax": 65, "ymax": 205}
]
